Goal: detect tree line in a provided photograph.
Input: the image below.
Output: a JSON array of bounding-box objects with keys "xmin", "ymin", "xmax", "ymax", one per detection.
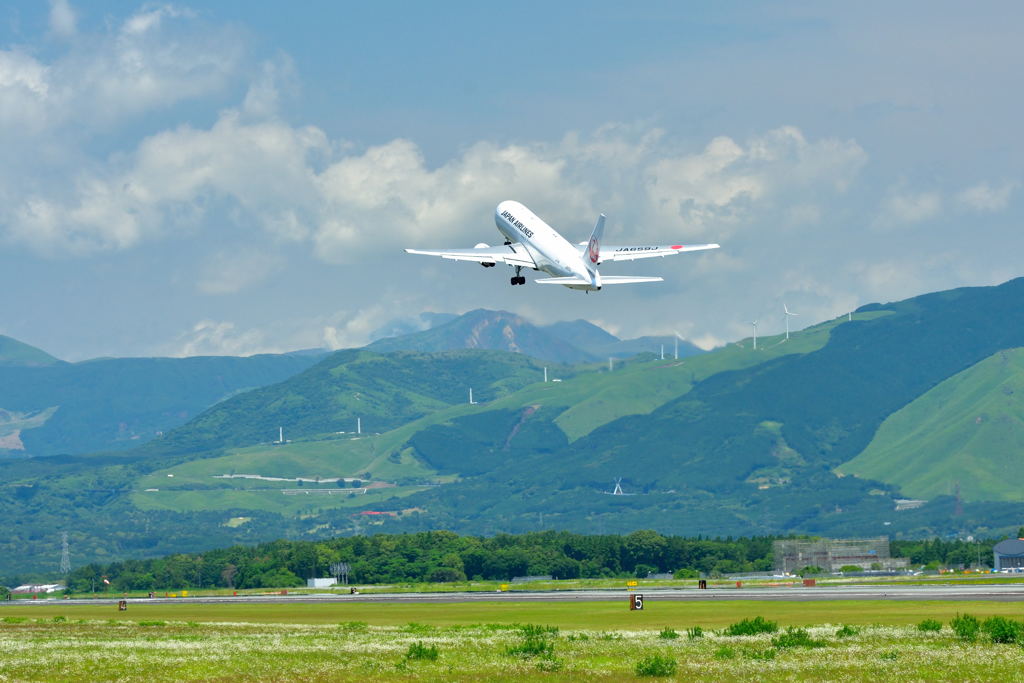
[{"xmin": 63, "ymin": 530, "xmax": 1002, "ymax": 592}]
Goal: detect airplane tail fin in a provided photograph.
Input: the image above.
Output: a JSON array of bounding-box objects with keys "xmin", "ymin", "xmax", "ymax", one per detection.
[{"xmin": 584, "ymin": 214, "xmax": 606, "ymax": 272}]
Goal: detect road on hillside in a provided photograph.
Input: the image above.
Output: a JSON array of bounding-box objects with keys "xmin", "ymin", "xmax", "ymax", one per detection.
[{"xmin": 9, "ymin": 583, "xmax": 1024, "ymax": 607}]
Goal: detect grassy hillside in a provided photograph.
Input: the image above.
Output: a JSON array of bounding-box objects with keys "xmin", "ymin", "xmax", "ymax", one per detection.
[
  {"xmin": 9, "ymin": 279, "xmax": 1024, "ymax": 575},
  {"xmin": 840, "ymin": 348, "xmax": 1024, "ymax": 502},
  {"xmin": 152, "ymin": 349, "xmax": 560, "ymax": 456},
  {"xmin": 383, "ymin": 279, "xmax": 1024, "ymax": 537},
  {"xmin": 0, "ymin": 335, "xmax": 60, "ymax": 367},
  {"xmin": 127, "ymin": 315, "xmax": 846, "ymax": 518}
]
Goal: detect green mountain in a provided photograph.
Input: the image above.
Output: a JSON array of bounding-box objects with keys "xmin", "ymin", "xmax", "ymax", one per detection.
[
  {"xmin": 839, "ymin": 348, "xmax": 1024, "ymax": 502},
  {"xmin": 152, "ymin": 348, "xmax": 562, "ymax": 455},
  {"xmin": 7, "ymin": 278, "xmax": 1024, "ymax": 577},
  {"xmin": 0, "ymin": 351, "xmax": 325, "ymax": 456},
  {"xmin": 394, "ymin": 278, "xmax": 1024, "ymax": 537},
  {"xmin": 0, "ymin": 335, "xmax": 60, "ymax": 367}
]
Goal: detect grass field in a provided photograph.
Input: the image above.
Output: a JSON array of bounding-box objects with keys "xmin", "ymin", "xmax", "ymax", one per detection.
[
  {"xmin": 2, "ymin": 599, "xmax": 1023, "ymax": 681},
  {"xmin": 3, "ymin": 599, "xmax": 1023, "ymax": 628}
]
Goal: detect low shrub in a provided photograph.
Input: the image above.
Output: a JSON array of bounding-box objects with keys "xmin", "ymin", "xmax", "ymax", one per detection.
[
  {"xmin": 506, "ymin": 637, "xmax": 554, "ymax": 658},
  {"xmin": 505, "ymin": 624, "xmax": 557, "ymax": 659},
  {"xmin": 713, "ymin": 646, "xmax": 736, "ymax": 660},
  {"xmin": 722, "ymin": 616, "xmax": 778, "ymax": 636},
  {"xmin": 136, "ymin": 621, "xmax": 165, "ymax": 627},
  {"xmin": 404, "ymin": 622, "xmax": 435, "ymax": 634},
  {"xmin": 746, "ymin": 648, "xmax": 777, "ymax": 660},
  {"xmin": 982, "ymin": 616, "xmax": 1022, "ymax": 644},
  {"xmin": 772, "ymin": 626, "xmax": 827, "ymax": 649},
  {"xmin": 518, "ymin": 623, "xmax": 558, "ymax": 637},
  {"xmin": 835, "ymin": 624, "xmax": 859, "ymax": 638},
  {"xmin": 917, "ymin": 619, "xmax": 942, "ymax": 633},
  {"xmin": 635, "ymin": 653, "xmax": 677, "ymax": 677},
  {"xmin": 658, "ymin": 627, "xmax": 678, "ymax": 640},
  {"xmin": 950, "ymin": 614, "xmax": 980, "ymax": 641},
  {"xmin": 686, "ymin": 626, "xmax": 704, "ymax": 640},
  {"xmin": 51, "ymin": 616, "xmax": 67, "ymax": 623},
  {"xmin": 1, "ymin": 617, "xmax": 27, "ymax": 624},
  {"xmin": 405, "ymin": 642, "xmax": 439, "ymax": 661}
]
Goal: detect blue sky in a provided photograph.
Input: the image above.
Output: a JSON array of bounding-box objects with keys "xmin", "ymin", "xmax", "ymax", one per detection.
[{"xmin": 0, "ymin": 1, "xmax": 1021, "ymax": 359}]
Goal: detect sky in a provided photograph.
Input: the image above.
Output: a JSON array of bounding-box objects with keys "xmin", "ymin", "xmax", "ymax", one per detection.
[{"xmin": 0, "ymin": 1, "xmax": 1021, "ymax": 360}]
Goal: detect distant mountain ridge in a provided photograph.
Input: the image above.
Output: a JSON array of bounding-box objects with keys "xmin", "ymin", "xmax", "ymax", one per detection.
[
  {"xmin": 0, "ymin": 335, "xmax": 61, "ymax": 367},
  {"xmin": 366, "ymin": 309, "xmax": 706, "ymax": 363},
  {"xmin": 0, "ymin": 351, "xmax": 327, "ymax": 457},
  {"xmin": 366, "ymin": 309, "xmax": 592, "ymax": 363},
  {"xmin": 11, "ymin": 280, "xmax": 1024, "ymax": 575}
]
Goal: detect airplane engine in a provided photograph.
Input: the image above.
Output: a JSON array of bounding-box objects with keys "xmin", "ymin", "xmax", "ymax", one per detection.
[{"xmin": 475, "ymin": 243, "xmax": 496, "ymax": 267}]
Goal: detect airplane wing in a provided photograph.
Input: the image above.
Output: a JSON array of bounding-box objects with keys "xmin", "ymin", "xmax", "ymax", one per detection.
[
  {"xmin": 536, "ymin": 275, "xmax": 664, "ymax": 285},
  {"xmin": 578, "ymin": 242, "xmax": 720, "ymax": 263},
  {"xmin": 405, "ymin": 244, "xmax": 537, "ymax": 268}
]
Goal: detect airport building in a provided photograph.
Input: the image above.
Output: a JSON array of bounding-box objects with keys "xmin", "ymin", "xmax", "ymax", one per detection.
[
  {"xmin": 993, "ymin": 539, "xmax": 1024, "ymax": 571},
  {"xmin": 773, "ymin": 537, "xmax": 909, "ymax": 573}
]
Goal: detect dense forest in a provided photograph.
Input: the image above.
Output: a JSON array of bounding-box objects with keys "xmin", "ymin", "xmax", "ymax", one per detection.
[{"xmin": 62, "ymin": 531, "xmax": 1003, "ymax": 592}]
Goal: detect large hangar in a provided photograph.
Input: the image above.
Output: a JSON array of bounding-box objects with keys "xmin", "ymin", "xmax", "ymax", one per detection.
[{"xmin": 993, "ymin": 539, "xmax": 1024, "ymax": 571}]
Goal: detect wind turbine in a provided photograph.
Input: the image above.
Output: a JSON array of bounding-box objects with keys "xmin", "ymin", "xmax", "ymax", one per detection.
[
  {"xmin": 783, "ymin": 304, "xmax": 799, "ymax": 341},
  {"xmin": 673, "ymin": 330, "xmax": 684, "ymax": 360},
  {"xmin": 751, "ymin": 320, "xmax": 759, "ymax": 350}
]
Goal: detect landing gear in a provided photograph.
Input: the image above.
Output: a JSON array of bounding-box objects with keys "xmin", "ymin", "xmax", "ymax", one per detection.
[{"xmin": 510, "ymin": 266, "xmax": 526, "ymax": 286}]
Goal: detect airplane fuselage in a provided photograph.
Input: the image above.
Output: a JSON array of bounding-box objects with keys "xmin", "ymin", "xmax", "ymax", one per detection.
[
  {"xmin": 405, "ymin": 200, "xmax": 718, "ymax": 290},
  {"xmin": 494, "ymin": 200, "xmax": 593, "ymax": 284}
]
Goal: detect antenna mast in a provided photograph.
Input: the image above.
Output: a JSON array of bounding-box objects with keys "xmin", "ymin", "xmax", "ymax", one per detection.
[{"xmin": 60, "ymin": 532, "xmax": 70, "ymax": 575}]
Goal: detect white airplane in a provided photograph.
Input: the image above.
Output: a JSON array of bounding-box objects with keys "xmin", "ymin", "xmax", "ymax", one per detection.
[{"xmin": 405, "ymin": 200, "xmax": 719, "ymax": 291}]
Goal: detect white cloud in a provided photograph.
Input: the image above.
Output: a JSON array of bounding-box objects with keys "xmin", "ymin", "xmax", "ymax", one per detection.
[
  {"xmin": 0, "ymin": 4, "xmax": 242, "ymax": 137},
  {"xmin": 121, "ymin": 5, "xmax": 194, "ymax": 36},
  {"xmin": 957, "ymin": 181, "xmax": 1017, "ymax": 212},
  {"xmin": 691, "ymin": 333, "xmax": 726, "ymax": 351},
  {"xmin": 643, "ymin": 127, "xmax": 865, "ymax": 237},
  {"xmin": 2, "ymin": 114, "xmax": 870, "ymax": 265},
  {"xmin": 322, "ymin": 304, "xmax": 417, "ymax": 350},
  {"xmin": 875, "ymin": 190, "xmax": 941, "ymax": 227},
  {"xmin": 172, "ymin": 320, "xmax": 278, "ymax": 357},
  {"xmin": 0, "ymin": 50, "xmax": 51, "ymax": 131},
  {"xmin": 49, "ymin": 0, "xmax": 77, "ymax": 37},
  {"xmin": 6, "ymin": 111, "xmax": 327, "ymax": 253},
  {"xmin": 197, "ymin": 249, "xmax": 282, "ymax": 295}
]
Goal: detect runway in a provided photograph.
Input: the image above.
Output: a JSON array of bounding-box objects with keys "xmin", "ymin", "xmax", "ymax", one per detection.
[{"xmin": 11, "ymin": 582, "xmax": 1024, "ymax": 607}]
